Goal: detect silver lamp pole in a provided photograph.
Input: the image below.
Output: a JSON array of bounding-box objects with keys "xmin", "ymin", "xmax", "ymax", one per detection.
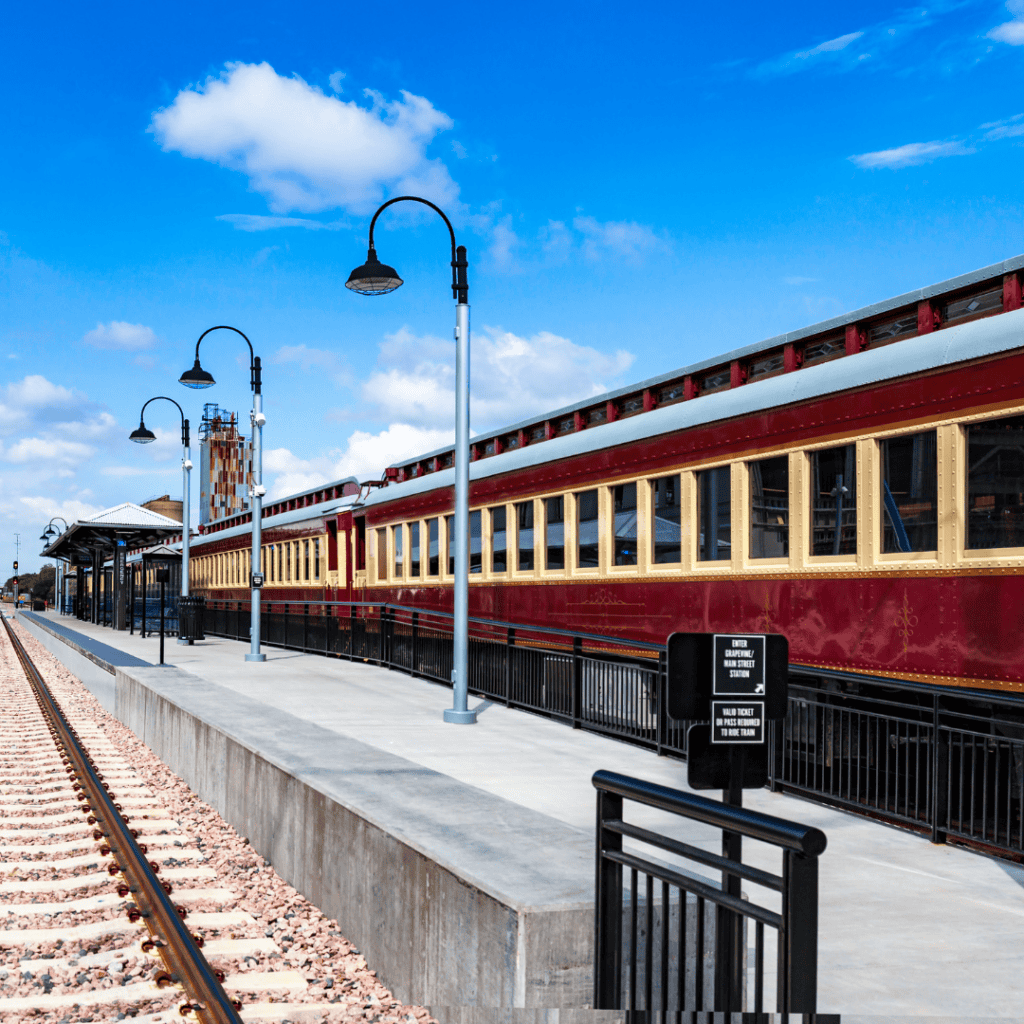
[
  {"xmin": 346, "ymin": 196, "xmax": 476, "ymax": 724},
  {"xmin": 128, "ymin": 398, "xmax": 192, "ymax": 637},
  {"xmin": 248, "ymin": 374, "xmax": 266, "ymax": 662},
  {"xmin": 179, "ymin": 327, "xmax": 265, "ymax": 663}
]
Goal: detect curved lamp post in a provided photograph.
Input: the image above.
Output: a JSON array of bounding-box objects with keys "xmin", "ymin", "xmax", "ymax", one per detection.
[
  {"xmin": 179, "ymin": 326, "xmax": 266, "ymax": 663},
  {"xmin": 347, "ymin": 196, "xmax": 475, "ymax": 725},
  {"xmin": 40, "ymin": 518, "xmax": 69, "ymax": 613},
  {"xmin": 129, "ymin": 397, "xmax": 192, "ymax": 643}
]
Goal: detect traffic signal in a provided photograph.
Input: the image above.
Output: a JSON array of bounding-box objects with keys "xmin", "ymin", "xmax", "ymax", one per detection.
[
  {"xmin": 12, "ymin": 561, "xmax": 17, "ymax": 571},
  {"xmin": 12, "ymin": 577, "xmax": 17, "ymax": 588}
]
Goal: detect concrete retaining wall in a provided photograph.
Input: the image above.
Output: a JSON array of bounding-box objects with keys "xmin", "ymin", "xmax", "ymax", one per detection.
[{"xmin": 113, "ymin": 666, "xmax": 596, "ymax": 1009}]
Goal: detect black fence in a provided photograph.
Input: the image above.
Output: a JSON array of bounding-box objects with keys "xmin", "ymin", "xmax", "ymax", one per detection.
[
  {"xmin": 593, "ymin": 769, "xmax": 826, "ymax": 1013},
  {"xmin": 202, "ymin": 599, "xmax": 1024, "ymax": 860}
]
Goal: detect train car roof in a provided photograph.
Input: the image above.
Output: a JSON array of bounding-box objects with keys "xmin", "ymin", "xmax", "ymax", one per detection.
[
  {"xmin": 393, "ymin": 254, "xmax": 1024, "ymax": 470},
  {"xmin": 187, "ymin": 495, "xmax": 360, "ymax": 550},
  {"xmin": 361, "ymin": 303, "xmax": 1024, "ymax": 509}
]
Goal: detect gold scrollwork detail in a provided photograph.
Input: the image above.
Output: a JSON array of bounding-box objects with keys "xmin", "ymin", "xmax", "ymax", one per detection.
[{"xmin": 894, "ymin": 589, "xmax": 918, "ymax": 656}]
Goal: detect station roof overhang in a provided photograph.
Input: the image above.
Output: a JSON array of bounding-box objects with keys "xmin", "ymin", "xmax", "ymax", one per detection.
[{"xmin": 42, "ymin": 503, "xmax": 184, "ymax": 564}]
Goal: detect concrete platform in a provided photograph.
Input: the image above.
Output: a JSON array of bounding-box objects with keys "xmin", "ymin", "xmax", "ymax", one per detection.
[{"xmin": 14, "ymin": 610, "xmax": 1024, "ymax": 1020}]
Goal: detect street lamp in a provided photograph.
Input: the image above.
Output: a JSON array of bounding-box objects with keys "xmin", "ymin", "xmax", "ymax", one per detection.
[
  {"xmin": 347, "ymin": 195, "xmax": 475, "ymax": 725},
  {"xmin": 40, "ymin": 518, "xmax": 69, "ymax": 613},
  {"xmin": 129, "ymin": 397, "xmax": 193, "ymax": 644},
  {"xmin": 179, "ymin": 326, "xmax": 266, "ymax": 663}
]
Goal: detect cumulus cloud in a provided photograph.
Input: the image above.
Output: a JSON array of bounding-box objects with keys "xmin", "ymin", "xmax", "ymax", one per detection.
[
  {"xmin": 82, "ymin": 321, "xmax": 158, "ymax": 351},
  {"xmin": 263, "ymin": 423, "xmax": 453, "ymax": 497},
  {"xmin": 151, "ymin": 61, "xmax": 458, "ymax": 215},
  {"xmin": 19, "ymin": 495, "xmax": 104, "ymax": 524},
  {"xmin": 849, "ymin": 140, "xmax": 974, "ymax": 169},
  {"xmin": 362, "ymin": 325, "xmax": 634, "ymax": 431}
]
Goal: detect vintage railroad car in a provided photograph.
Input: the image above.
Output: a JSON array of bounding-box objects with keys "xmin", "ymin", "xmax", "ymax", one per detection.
[{"xmin": 192, "ymin": 255, "xmax": 1024, "ymax": 699}]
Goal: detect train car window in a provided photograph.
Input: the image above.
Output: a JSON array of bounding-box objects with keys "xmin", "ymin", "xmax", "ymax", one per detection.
[
  {"xmin": 354, "ymin": 518, "xmax": 366, "ymax": 571},
  {"xmin": 286, "ymin": 543, "xmax": 293, "ymax": 581},
  {"xmin": 577, "ymin": 489, "xmax": 599, "ymax": 567},
  {"xmin": 491, "ymin": 507, "xmax": 507, "ymax": 573},
  {"xmin": 750, "ymin": 457, "xmax": 789, "ymax": 558},
  {"xmin": 428, "ymin": 518, "xmax": 439, "ymax": 576},
  {"xmin": 517, "ymin": 501, "xmax": 534, "ymax": 571},
  {"xmin": 447, "ymin": 515, "xmax": 455, "ymax": 574},
  {"xmin": 314, "ymin": 538, "xmax": 321, "ymax": 579},
  {"xmin": 811, "ymin": 445, "xmax": 857, "ymax": 556},
  {"xmin": 470, "ymin": 511, "xmax": 482, "ymax": 573},
  {"xmin": 697, "ymin": 466, "xmax": 731, "ymax": 561},
  {"xmin": 304, "ymin": 540, "xmax": 310, "ymax": 581},
  {"xmin": 269, "ymin": 545, "xmax": 276, "ymax": 582},
  {"xmin": 613, "ymin": 483, "xmax": 638, "ymax": 566},
  {"xmin": 377, "ymin": 530, "xmax": 387, "ymax": 580},
  {"xmin": 653, "ymin": 474, "xmax": 681, "ymax": 563},
  {"xmin": 410, "ymin": 523, "xmax": 420, "ymax": 577},
  {"xmin": 881, "ymin": 432, "xmax": 937, "ymax": 552},
  {"xmin": 546, "ymin": 497, "xmax": 565, "ymax": 570},
  {"xmin": 394, "ymin": 526, "xmax": 403, "ymax": 578},
  {"xmin": 967, "ymin": 414, "xmax": 1024, "ymax": 549}
]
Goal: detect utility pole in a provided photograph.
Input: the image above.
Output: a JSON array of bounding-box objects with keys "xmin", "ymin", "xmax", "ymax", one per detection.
[{"xmin": 13, "ymin": 534, "xmax": 19, "ymax": 611}]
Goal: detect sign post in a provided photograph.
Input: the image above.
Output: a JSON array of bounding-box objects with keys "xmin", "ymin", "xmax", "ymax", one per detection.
[{"xmin": 666, "ymin": 630, "xmax": 789, "ymax": 1012}]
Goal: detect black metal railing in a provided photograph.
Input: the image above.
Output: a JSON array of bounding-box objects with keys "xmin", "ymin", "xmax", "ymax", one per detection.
[
  {"xmin": 593, "ymin": 769, "xmax": 826, "ymax": 1013},
  {"xmin": 201, "ymin": 598, "xmax": 1024, "ymax": 860}
]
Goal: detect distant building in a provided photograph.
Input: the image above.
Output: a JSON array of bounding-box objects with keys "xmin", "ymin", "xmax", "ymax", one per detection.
[
  {"xmin": 199, "ymin": 403, "xmax": 253, "ymax": 526},
  {"xmin": 141, "ymin": 494, "xmax": 183, "ymax": 523}
]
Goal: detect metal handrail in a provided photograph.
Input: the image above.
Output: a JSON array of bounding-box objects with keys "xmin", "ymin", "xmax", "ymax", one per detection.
[{"xmin": 593, "ymin": 770, "xmax": 827, "ymax": 856}]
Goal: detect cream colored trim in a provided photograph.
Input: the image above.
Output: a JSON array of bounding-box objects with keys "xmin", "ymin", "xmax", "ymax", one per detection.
[{"xmin": 856, "ymin": 438, "xmax": 872, "ymax": 570}]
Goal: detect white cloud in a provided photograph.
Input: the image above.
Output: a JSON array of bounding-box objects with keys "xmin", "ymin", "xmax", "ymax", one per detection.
[
  {"xmin": 329, "ymin": 70, "xmax": 346, "ymax": 93},
  {"xmin": 983, "ymin": 113, "xmax": 1024, "ymax": 139},
  {"xmin": 990, "ymin": 2, "xmax": 1024, "ymax": 44},
  {"xmin": 263, "ymin": 423, "xmax": 452, "ymax": 497},
  {"xmin": 989, "ymin": 20, "xmax": 1024, "ymax": 43},
  {"xmin": 849, "ymin": 140, "xmax": 974, "ymax": 169},
  {"xmin": 794, "ymin": 31, "xmax": 865, "ymax": 60},
  {"xmin": 272, "ymin": 344, "xmax": 351, "ymax": 385},
  {"xmin": 151, "ymin": 61, "xmax": 458, "ymax": 215},
  {"xmin": 362, "ymin": 325, "xmax": 634, "ymax": 431},
  {"xmin": 19, "ymin": 495, "xmax": 104, "ymax": 525},
  {"xmin": 216, "ymin": 214, "xmax": 345, "ymax": 232},
  {"xmin": 5, "ymin": 437, "xmax": 96, "ymax": 465},
  {"xmin": 82, "ymin": 321, "xmax": 158, "ymax": 351},
  {"xmin": 573, "ymin": 216, "xmax": 669, "ymax": 262}
]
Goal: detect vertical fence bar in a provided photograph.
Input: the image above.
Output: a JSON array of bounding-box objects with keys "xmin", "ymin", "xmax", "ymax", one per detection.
[
  {"xmin": 594, "ymin": 786, "xmax": 623, "ymax": 1010},
  {"xmin": 505, "ymin": 627, "xmax": 514, "ymax": 707},
  {"xmin": 781, "ymin": 849, "xmax": 819, "ymax": 1013},
  {"xmin": 572, "ymin": 636, "xmax": 583, "ymax": 728}
]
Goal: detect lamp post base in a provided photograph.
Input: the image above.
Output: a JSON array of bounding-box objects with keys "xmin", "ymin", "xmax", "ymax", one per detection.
[
  {"xmin": 176, "ymin": 637, "xmax": 192, "ymax": 646},
  {"xmin": 245, "ymin": 653, "xmax": 267, "ymax": 663},
  {"xmin": 443, "ymin": 707, "xmax": 478, "ymax": 725}
]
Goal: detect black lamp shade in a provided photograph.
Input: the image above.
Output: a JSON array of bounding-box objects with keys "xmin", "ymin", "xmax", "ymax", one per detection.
[
  {"xmin": 345, "ymin": 248, "xmax": 403, "ymax": 295},
  {"xmin": 129, "ymin": 421, "xmax": 157, "ymax": 444},
  {"xmin": 179, "ymin": 359, "xmax": 216, "ymax": 389}
]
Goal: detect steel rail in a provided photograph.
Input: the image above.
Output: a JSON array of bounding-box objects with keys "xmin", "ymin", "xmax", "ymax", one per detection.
[{"xmin": 0, "ymin": 613, "xmax": 243, "ymax": 1024}]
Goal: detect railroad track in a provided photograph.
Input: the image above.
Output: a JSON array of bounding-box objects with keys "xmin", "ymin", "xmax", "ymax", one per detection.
[{"xmin": 0, "ymin": 613, "xmax": 434, "ymax": 1024}]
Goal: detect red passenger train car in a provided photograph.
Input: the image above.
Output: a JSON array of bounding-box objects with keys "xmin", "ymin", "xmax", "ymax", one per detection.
[{"xmin": 194, "ymin": 255, "xmax": 1024, "ymax": 699}]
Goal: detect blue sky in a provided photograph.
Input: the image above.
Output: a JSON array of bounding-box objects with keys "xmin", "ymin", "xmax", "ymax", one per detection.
[{"xmin": 3, "ymin": 0, "xmax": 1024, "ymax": 571}]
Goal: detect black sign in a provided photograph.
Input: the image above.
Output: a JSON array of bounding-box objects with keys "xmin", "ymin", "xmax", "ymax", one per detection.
[
  {"xmin": 251, "ymin": 573, "xmax": 265, "ymax": 589},
  {"xmin": 713, "ymin": 634, "xmax": 766, "ymax": 696},
  {"xmin": 667, "ymin": 631, "xmax": 789, "ymax": 721},
  {"xmin": 155, "ymin": 566, "xmax": 170, "ymax": 583},
  {"xmin": 686, "ymin": 724, "xmax": 769, "ymax": 789},
  {"xmin": 711, "ymin": 700, "xmax": 765, "ymax": 744}
]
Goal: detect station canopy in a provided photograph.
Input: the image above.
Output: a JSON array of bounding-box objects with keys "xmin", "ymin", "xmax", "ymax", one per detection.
[{"xmin": 42, "ymin": 502, "xmax": 184, "ymax": 563}]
